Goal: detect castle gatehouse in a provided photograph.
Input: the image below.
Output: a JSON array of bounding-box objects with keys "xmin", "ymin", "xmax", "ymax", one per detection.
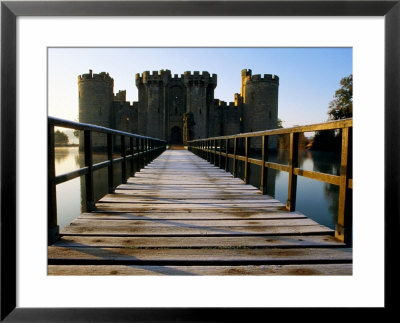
[{"xmin": 78, "ymin": 69, "xmax": 279, "ymax": 149}]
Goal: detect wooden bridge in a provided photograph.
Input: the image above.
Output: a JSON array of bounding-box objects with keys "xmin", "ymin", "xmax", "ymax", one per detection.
[{"xmin": 47, "ymin": 117, "xmax": 352, "ymax": 276}]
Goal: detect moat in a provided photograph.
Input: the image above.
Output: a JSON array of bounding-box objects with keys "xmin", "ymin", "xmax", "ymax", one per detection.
[{"xmin": 54, "ymin": 146, "xmax": 340, "ymax": 231}]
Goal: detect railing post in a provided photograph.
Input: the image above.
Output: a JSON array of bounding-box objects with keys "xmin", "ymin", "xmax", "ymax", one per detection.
[
  {"xmin": 144, "ymin": 139, "xmax": 148, "ymax": 166},
  {"xmin": 84, "ymin": 130, "xmax": 95, "ymax": 212},
  {"xmin": 130, "ymin": 137, "xmax": 134, "ymax": 176},
  {"xmin": 141, "ymin": 138, "xmax": 145, "ymax": 169},
  {"xmin": 286, "ymin": 132, "xmax": 299, "ymax": 211},
  {"xmin": 244, "ymin": 137, "xmax": 250, "ymax": 184},
  {"xmin": 225, "ymin": 139, "xmax": 229, "ymax": 172},
  {"xmin": 121, "ymin": 136, "xmax": 127, "ymax": 184},
  {"xmin": 336, "ymin": 127, "xmax": 352, "ymax": 244},
  {"xmin": 233, "ymin": 137, "xmax": 237, "ymax": 177},
  {"xmin": 206, "ymin": 140, "xmax": 209, "ymax": 162},
  {"xmin": 48, "ymin": 123, "xmax": 59, "ymax": 245},
  {"xmin": 260, "ymin": 135, "xmax": 269, "ymax": 194},
  {"xmin": 107, "ymin": 133, "xmax": 114, "ymax": 193},
  {"xmin": 214, "ymin": 139, "xmax": 217, "ymax": 166},
  {"xmin": 135, "ymin": 137, "xmax": 140, "ymax": 173},
  {"xmin": 218, "ymin": 139, "xmax": 222, "ymax": 168}
]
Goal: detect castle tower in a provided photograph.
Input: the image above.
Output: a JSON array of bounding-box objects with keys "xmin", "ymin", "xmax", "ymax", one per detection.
[
  {"xmin": 78, "ymin": 70, "xmax": 114, "ymax": 150},
  {"xmin": 135, "ymin": 70, "xmax": 172, "ymax": 140},
  {"xmin": 241, "ymin": 69, "xmax": 279, "ymax": 148},
  {"xmin": 183, "ymin": 71, "xmax": 217, "ymax": 140}
]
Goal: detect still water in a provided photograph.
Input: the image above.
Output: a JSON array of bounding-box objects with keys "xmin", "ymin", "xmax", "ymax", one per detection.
[{"xmin": 54, "ymin": 147, "xmax": 340, "ymax": 230}]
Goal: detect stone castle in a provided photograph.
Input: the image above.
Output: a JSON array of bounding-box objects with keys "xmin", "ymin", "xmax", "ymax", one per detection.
[{"xmin": 78, "ymin": 69, "xmax": 279, "ymax": 149}]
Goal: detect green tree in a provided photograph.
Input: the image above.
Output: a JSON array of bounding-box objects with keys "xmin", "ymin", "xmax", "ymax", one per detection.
[
  {"xmin": 54, "ymin": 130, "xmax": 69, "ymax": 146},
  {"xmin": 327, "ymin": 74, "xmax": 353, "ymax": 120},
  {"xmin": 312, "ymin": 74, "xmax": 352, "ymax": 151}
]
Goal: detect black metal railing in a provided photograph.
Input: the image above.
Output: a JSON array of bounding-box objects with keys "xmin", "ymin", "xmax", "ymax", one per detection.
[
  {"xmin": 188, "ymin": 118, "xmax": 352, "ymax": 244},
  {"xmin": 48, "ymin": 116, "xmax": 167, "ymax": 245}
]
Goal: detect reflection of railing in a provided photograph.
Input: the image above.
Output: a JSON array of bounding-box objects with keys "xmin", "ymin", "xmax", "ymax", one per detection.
[
  {"xmin": 188, "ymin": 118, "xmax": 352, "ymax": 244},
  {"xmin": 48, "ymin": 116, "xmax": 167, "ymax": 245}
]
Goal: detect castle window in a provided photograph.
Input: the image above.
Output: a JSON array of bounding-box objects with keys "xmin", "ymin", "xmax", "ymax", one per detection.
[
  {"xmin": 199, "ymin": 109, "xmax": 202, "ymax": 115},
  {"xmin": 239, "ymin": 117, "xmax": 242, "ymax": 122},
  {"xmin": 269, "ymin": 111, "xmax": 272, "ymax": 119},
  {"xmin": 126, "ymin": 117, "xmax": 130, "ymax": 121}
]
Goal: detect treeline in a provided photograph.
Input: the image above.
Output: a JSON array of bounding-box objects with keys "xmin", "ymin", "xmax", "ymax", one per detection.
[{"xmin": 54, "ymin": 130, "xmax": 78, "ymax": 147}]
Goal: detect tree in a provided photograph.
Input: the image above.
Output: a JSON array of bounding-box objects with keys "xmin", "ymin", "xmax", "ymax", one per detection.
[
  {"xmin": 54, "ymin": 130, "xmax": 69, "ymax": 146},
  {"xmin": 327, "ymin": 74, "xmax": 352, "ymax": 120},
  {"xmin": 311, "ymin": 74, "xmax": 352, "ymax": 151}
]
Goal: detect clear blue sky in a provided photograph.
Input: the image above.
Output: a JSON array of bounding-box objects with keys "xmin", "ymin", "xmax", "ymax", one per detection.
[{"xmin": 48, "ymin": 47, "xmax": 352, "ymax": 128}]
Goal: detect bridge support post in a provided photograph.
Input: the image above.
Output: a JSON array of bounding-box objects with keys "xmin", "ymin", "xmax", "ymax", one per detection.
[
  {"xmin": 136, "ymin": 138, "xmax": 140, "ymax": 173},
  {"xmin": 244, "ymin": 137, "xmax": 250, "ymax": 184},
  {"xmin": 84, "ymin": 130, "xmax": 95, "ymax": 212},
  {"xmin": 107, "ymin": 133, "xmax": 114, "ymax": 193},
  {"xmin": 336, "ymin": 127, "xmax": 352, "ymax": 244},
  {"xmin": 48, "ymin": 124, "xmax": 59, "ymax": 245},
  {"xmin": 286, "ymin": 132, "xmax": 299, "ymax": 211},
  {"xmin": 214, "ymin": 139, "xmax": 217, "ymax": 166},
  {"xmin": 218, "ymin": 139, "xmax": 222, "ymax": 168},
  {"xmin": 130, "ymin": 137, "xmax": 134, "ymax": 177},
  {"xmin": 261, "ymin": 135, "xmax": 269, "ymax": 194},
  {"xmin": 233, "ymin": 137, "xmax": 237, "ymax": 177},
  {"xmin": 225, "ymin": 139, "xmax": 229, "ymax": 172},
  {"xmin": 121, "ymin": 136, "xmax": 126, "ymax": 184}
]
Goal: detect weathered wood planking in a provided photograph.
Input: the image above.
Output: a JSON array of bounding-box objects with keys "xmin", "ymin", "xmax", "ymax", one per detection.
[
  {"xmin": 48, "ymin": 264, "xmax": 352, "ymax": 276},
  {"xmin": 53, "ymin": 235, "xmax": 345, "ymax": 248},
  {"xmin": 49, "ymin": 150, "xmax": 352, "ymax": 275},
  {"xmin": 48, "ymin": 247, "xmax": 352, "ymax": 264}
]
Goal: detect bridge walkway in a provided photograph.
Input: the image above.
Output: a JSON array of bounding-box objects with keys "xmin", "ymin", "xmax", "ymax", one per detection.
[{"xmin": 48, "ymin": 150, "xmax": 352, "ymax": 275}]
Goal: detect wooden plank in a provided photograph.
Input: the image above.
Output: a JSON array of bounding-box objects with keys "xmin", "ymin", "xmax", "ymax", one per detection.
[
  {"xmin": 48, "ymin": 264, "xmax": 352, "ymax": 275},
  {"xmin": 293, "ymin": 168, "xmax": 340, "ymax": 186},
  {"xmin": 78, "ymin": 211, "xmax": 308, "ymax": 220},
  {"xmin": 93, "ymin": 203, "xmax": 286, "ymax": 212},
  {"xmin": 60, "ymin": 224, "xmax": 333, "ymax": 236},
  {"xmin": 70, "ymin": 218, "xmax": 320, "ymax": 228},
  {"xmin": 48, "ymin": 247, "xmax": 352, "ymax": 264},
  {"xmin": 98, "ymin": 195, "xmax": 279, "ymax": 204},
  {"xmin": 112, "ymin": 191, "xmax": 267, "ymax": 197},
  {"xmin": 53, "ymin": 235, "xmax": 345, "ymax": 248}
]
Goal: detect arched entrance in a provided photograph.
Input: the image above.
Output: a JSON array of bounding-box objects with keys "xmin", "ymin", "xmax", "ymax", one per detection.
[{"xmin": 170, "ymin": 126, "xmax": 183, "ymax": 145}]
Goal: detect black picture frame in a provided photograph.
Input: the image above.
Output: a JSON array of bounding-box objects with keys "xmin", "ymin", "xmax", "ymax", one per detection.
[{"xmin": 1, "ymin": 1, "xmax": 398, "ymax": 321}]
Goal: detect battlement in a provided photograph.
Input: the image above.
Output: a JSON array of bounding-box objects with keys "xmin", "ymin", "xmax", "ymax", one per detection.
[
  {"xmin": 250, "ymin": 73, "xmax": 279, "ymax": 83},
  {"xmin": 216, "ymin": 100, "xmax": 236, "ymax": 109},
  {"xmin": 234, "ymin": 93, "xmax": 243, "ymax": 106},
  {"xmin": 78, "ymin": 70, "xmax": 114, "ymax": 84},
  {"xmin": 183, "ymin": 71, "xmax": 217, "ymax": 86},
  {"xmin": 114, "ymin": 90, "xmax": 127, "ymax": 102},
  {"xmin": 135, "ymin": 69, "xmax": 172, "ymax": 85},
  {"xmin": 241, "ymin": 69, "xmax": 252, "ymax": 77}
]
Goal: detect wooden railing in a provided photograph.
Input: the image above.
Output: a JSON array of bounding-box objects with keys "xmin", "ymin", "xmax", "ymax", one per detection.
[
  {"xmin": 188, "ymin": 118, "xmax": 352, "ymax": 244},
  {"xmin": 48, "ymin": 116, "xmax": 167, "ymax": 245}
]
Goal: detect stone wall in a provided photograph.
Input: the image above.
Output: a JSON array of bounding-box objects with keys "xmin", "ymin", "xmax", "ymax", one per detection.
[{"xmin": 78, "ymin": 69, "xmax": 279, "ymax": 149}]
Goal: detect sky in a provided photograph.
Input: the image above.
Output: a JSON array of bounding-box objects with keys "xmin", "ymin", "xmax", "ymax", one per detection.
[{"xmin": 48, "ymin": 47, "xmax": 352, "ymax": 130}]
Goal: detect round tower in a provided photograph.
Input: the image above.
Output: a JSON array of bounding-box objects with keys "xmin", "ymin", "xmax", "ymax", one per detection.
[
  {"xmin": 241, "ymin": 70, "xmax": 279, "ymax": 149},
  {"xmin": 78, "ymin": 70, "xmax": 114, "ymax": 150}
]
